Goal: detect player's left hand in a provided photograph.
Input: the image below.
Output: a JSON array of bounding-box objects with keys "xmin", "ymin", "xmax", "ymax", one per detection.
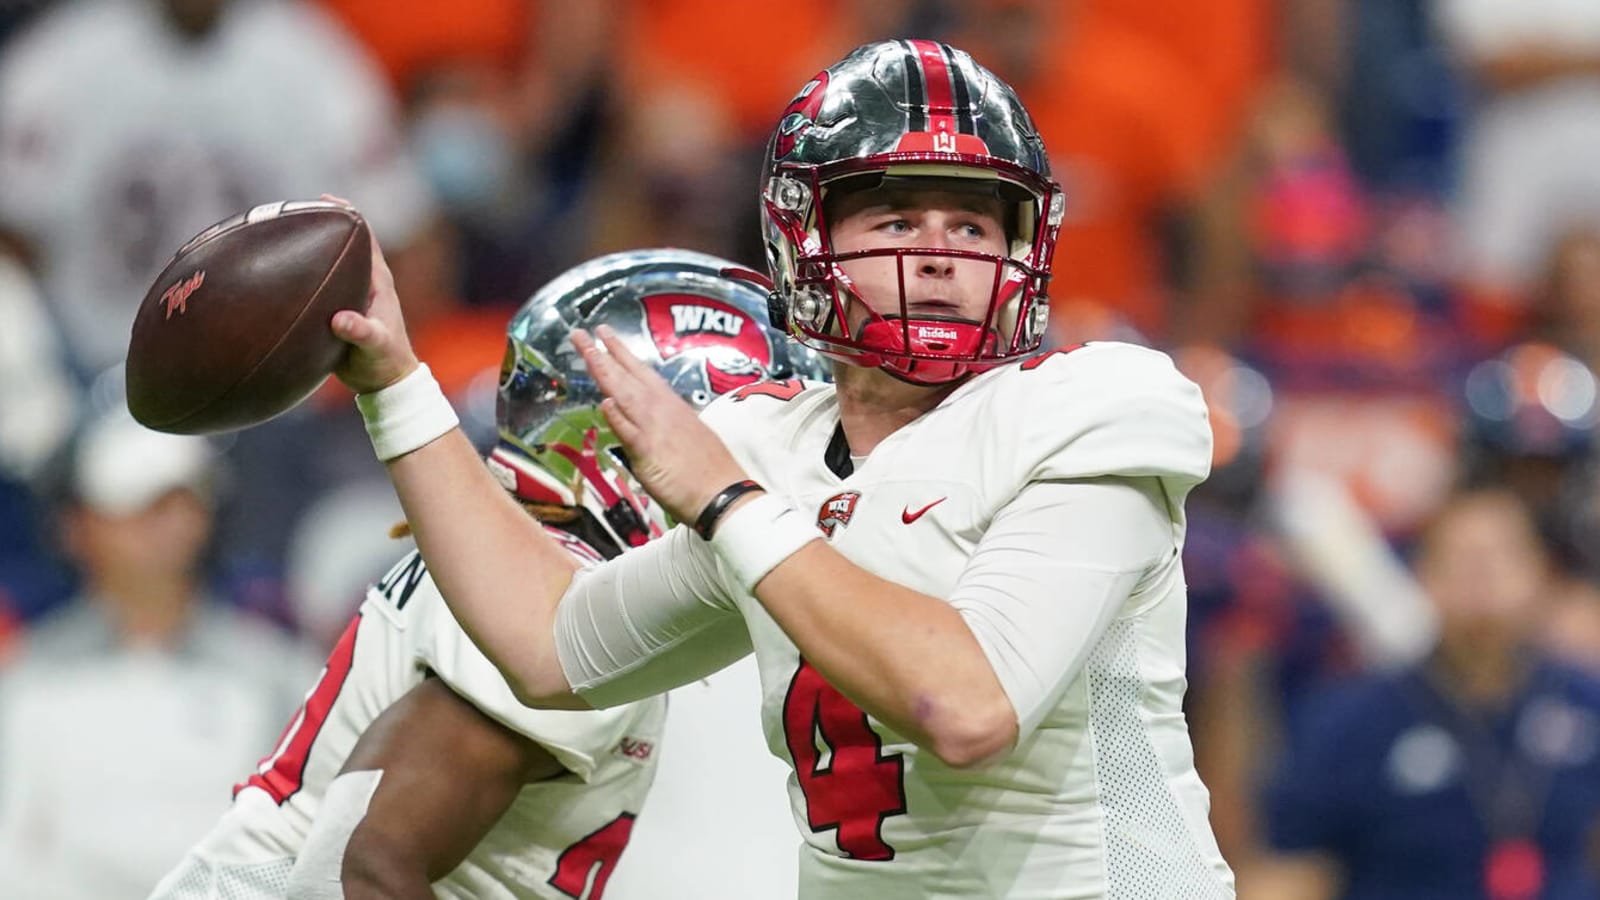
[{"xmin": 572, "ymin": 325, "xmax": 752, "ymax": 525}]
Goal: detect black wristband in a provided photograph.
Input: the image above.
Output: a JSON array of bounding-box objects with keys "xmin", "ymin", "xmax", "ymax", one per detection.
[{"xmin": 693, "ymin": 479, "xmax": 765, "ymax": 540}]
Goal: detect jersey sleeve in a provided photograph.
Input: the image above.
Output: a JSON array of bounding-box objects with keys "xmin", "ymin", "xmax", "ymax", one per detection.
[
  {"xmin": 1002, "ymin": 343, "xmax": 1212, "ymax": 497},
  {"xmin": 951, "ymin": 476, "xmax": 1176, "ymax": 739},
  {"xmin": 554, "ymin": 524, "xmax": 753, "ymax": 709},
  {"xmin": 403, "ymin": 559, "xmax": 649, "ymax": 782}
]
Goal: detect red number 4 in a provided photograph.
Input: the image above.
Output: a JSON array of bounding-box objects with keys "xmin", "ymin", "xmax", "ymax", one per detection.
[
  {"xmin": 548, "ymin": 813, "xmax": 634, "ymax": 898},
  {"xmin": 237, "ymin": 614, "xmax": 362, "ymax": 803},
  {"xmin": 782, "ymin": 660, "xmax": 907, "ymax": 860}
]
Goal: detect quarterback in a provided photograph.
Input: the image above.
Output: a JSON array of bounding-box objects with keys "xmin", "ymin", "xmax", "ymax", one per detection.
[
  {"xmin": 331, "ymin": 42, "xmax": 1235, "ymax": 898},
  {"xmin": 148, "ymin": 250, "xmax": 815, "ymax": 899}
]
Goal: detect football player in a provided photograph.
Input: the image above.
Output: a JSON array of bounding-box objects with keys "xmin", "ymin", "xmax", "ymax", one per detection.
[
  {"xmin": 147, "ymin": 249, "xmax": 821, "ymax": 899},
  {"xmin": 331, "ymin": 41, "xmax": 1235, "ymax": 898}
]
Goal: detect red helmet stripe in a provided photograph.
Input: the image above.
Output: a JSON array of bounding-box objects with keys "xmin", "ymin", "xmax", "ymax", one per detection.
[{"xmin": 909, "ymin": 39, "xmax": 958, "ymax": 139}]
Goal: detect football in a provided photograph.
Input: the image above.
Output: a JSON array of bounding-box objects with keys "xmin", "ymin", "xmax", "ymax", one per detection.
[{"xmin": 125, "ymin": 201, "xmax": 372, "ymax": 434}]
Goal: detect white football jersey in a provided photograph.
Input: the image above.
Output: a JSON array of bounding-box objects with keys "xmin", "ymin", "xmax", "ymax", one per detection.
[
  {"xmin": 698, "ymin": 342, "xmax": 1235, "ymax": 899},
  {"xmin": 148, "ymin": 528, "xmax": 665, "ymax": 900}
]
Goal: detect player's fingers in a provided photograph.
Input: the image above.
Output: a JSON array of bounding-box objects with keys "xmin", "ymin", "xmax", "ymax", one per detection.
[
  {"xmin": 572, "ymin": 331, "xmax": 630, "ymax": 399},
  {"xmin": 331, "ymin": 309, "xmax": 373, "ymax": 344},
  {"xmin": 320, "ymin": 193, "xmax": 354, "ymax": 207},
  {"xmin": 573, "ymin": 330, "xmax": 650, "ymax": 409},
  {"xmin": 594, "ymin": 324, "xmax": 660, "ymax": 383},
  {"xmin": 598, "ymin": 397, "xmax": 642, "ymax": 445}
]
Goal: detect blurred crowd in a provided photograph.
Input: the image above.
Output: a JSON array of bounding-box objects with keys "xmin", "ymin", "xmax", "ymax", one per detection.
[{"xmin": 3, "ymin": 0, "xmax": 1600, "ymax": 897}]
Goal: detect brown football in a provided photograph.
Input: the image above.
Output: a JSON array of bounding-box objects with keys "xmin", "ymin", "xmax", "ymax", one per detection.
[{"xmin": 126, "ymin": 201, "xmax": 371, "ymax": 434}]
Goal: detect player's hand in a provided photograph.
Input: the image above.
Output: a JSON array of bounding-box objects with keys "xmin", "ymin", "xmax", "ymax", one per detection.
[
  {"xmin": 572, "ymin": 325, "xmax": 751, "ymax": 525},
  {"xmin": 325, "ymin": 195, "xmax": 419, "ymax": 393}
]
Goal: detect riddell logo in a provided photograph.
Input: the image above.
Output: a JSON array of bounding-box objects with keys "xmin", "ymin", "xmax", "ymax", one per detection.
[
  {"xmin": 816, "ymin": 491, "xmax": 861, "ymax": 537},
  {"xmin": 670, "ymin": 304, "xmax": 744, "ymax": 338},
  {"xmin": 915, "ymin": 325, "xmax": 959, "ymax": 340},
  {"xmin": 161, "ymin": 270, "xmax": 204, "ymax": 319}
]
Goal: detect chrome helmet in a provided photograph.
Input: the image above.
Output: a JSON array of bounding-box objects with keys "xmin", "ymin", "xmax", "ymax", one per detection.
[
  {"xmin": 761, "ymin": 40, "xmax": 1064, "ymax": 385},
  {"xmin": 491, "ymin": 248, "xmax": 829, "ymax": 555}
]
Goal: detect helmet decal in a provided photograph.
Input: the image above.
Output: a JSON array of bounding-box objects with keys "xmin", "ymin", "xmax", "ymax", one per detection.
[
  {"xmin": 640, "ymin": 292, "xmax": 775, "ymax": 394},
  {"xmin": 774, "ymin": 71, "xmax": 830, "ymax": 160},
  {"xmin": 493, "ymin": 248, "xmax": 833, "ymax": 555}
]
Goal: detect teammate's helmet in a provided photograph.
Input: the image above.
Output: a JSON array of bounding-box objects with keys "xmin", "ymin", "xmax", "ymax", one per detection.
[
  {"xmin": 761, "ymin": 40, "xmax": 1064, "ymax": 385},
  {"xmin": 491, "ymin": 249, "xmax": 828, "ymax": 556}
]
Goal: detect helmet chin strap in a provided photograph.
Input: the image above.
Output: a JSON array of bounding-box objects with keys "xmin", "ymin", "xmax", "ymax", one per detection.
[{"xmin": 809, "ymin": 261, "xmax": 1002, "ymax": 385}]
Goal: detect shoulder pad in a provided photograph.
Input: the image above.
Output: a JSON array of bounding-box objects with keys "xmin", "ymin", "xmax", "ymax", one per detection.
[
  {"xmin": 997, "ymin": 342, "xmax": 1212, "ymax": 490},
  {"xmin": 700, "ymin": 377, "xmax": 824, "ymax": 437}
]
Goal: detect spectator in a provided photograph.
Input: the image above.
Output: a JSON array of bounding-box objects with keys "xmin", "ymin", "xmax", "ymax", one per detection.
[
  {"xmin": 0, "ymin": 413, "xmax": 319, "ymax": 899},
  {"xmin": 1532, "ymin": 227, "xmax": 1600, "ymax": 376},
  {"xmin": 0, "ymin": 0, "xmax": 447, "ymax": 609},
  {"xmin": 0, "ymin": 0, "xmax": 435, "ymax": 376},
  {"xmin": 1437, "ymin": 0, "xmax": 1600, "ymax": 315},
  {"xmin": 1250, "ymin": 487, "xmax": 1600, "ymax": 900},
  {"xmin": 1177, "ymin": 346, "xmax": 1358, "ymax": 866},
  {"xmin": 1456, "ymin": 341, "xmax": 1600, "ymax": 675},
  {"xmin": 0, "ymin": 248, "xmax": 78, "ymax": 622}
]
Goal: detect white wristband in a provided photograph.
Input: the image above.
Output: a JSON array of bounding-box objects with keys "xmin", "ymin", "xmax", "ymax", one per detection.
[
  {"xmin": 710, "ymin": 493, "xmax": 819, "ymax": 594},
  {"xmin": 355, "ymin": 363, "xmax": 460, "ymax": 462}
]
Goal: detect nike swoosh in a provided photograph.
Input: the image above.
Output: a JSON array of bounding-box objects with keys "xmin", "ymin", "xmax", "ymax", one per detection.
[{"xmin": 901, "ymin": 498, "xmax": 947, "ymax": 524}]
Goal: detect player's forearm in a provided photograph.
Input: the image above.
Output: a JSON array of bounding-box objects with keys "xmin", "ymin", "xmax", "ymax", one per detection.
[
  {"xmin": 335, "ymin": 855, "xmax": 435, "ymax": 900},
  {"xmin": 754, "ymin": 541, "xmax": 1017, "ymax": 767},
  {"xmin": 386, "ymin": 429, "xmax": 580, "ymax": 700}
]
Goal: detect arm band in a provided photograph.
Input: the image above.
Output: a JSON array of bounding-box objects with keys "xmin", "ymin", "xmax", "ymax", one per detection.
[
  {"xmin": 693, "ymin": 479, "xmax": 765, "ymax": 539},
  {"xmin": 355, "ymin": 363, "xmax": 459, "ymax": 462},
  {"xmin": 708, "ymin": 493, "xmax": 819, "ymax": 594}
]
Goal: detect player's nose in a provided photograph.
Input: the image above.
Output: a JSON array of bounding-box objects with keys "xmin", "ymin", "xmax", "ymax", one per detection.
[{"xmin": 912, "ymin": 241, "xmax": 957, "ymax": 278}]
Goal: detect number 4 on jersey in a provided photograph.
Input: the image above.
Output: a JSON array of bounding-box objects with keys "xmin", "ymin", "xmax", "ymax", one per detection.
[
  {"xmin": 238, "ymin": 614, "xmax": 362, "ymax": 803},
  {"xmin": 782, "ymin": 660, "xmax": 907, "ymax": 860},
  {"xmin": 548, "ymin": 813, "xmax": 634, "ymax": 899}
]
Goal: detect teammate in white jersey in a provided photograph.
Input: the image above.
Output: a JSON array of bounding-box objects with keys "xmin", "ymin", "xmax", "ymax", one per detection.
[
  {"xmin": 329, "ymin": 41, "xmax": 1236, "ymax": 899},
  {"xmin": 148, "ymin": 249, "xmax": 820, "ymax": 899}
]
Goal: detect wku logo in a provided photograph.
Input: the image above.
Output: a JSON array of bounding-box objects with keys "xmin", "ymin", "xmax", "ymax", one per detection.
[
  {"xmin": 161, "ymin": 269, "xmax": 205, "ymax": 319},
  {"xmin": 773, "ymin": 70, "xmax": 829, "ymax": 159},
  {"xmin": 615, "ymin": 737, "xmax": 655, "ymax": 761},
  {"xmin": 816, "ymin": 490, "xmax": 860, "ymax": 537},
  {"xmin": 670, "ymin": 304, "xmax": 744, "ymax": 337},
  {"xmin": 641, "ymin": 293, "xmax": 773, "ymax": 395}
]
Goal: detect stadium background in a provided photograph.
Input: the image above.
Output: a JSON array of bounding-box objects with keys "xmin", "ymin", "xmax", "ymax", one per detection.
[{"xmin": 2, "ymin": 0, "xmax": 1600, "ymax": 896}]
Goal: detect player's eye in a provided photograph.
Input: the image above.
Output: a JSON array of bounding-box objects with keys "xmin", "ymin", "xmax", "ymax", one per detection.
[{"xmin": 879, "ymin": 218, "xmax": 913, "ymax": 235}]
